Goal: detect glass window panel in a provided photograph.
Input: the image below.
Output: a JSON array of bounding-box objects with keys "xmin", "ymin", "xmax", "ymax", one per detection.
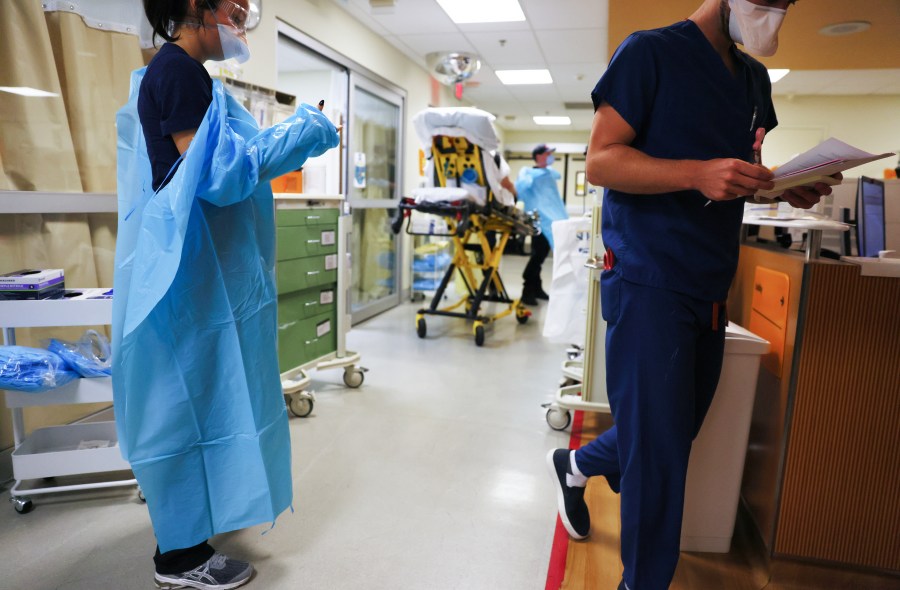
[
  {"xmin": 349, "ymin": 88, "xmax": 399, "ymax": 201},
  {"xmin": 350, "ymin": 208, "xmax": 397, "ymax": 311}
]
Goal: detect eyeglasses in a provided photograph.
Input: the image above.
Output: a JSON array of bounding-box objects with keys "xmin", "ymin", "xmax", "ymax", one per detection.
[{"xmin": 213, "ymin": 0, "xmax": 249, "ymax": 34}]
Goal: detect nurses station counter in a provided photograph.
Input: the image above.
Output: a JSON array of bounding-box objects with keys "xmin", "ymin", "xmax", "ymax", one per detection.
[{"xmin": 728, "ymin": 226, "xmax": 900, "ymax": 575}]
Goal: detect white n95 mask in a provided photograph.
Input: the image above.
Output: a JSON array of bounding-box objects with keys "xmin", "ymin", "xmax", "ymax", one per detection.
[
  {"xmin": 216, "ymin": 23, "xmax": 250, "ymax": 63},
  {"xmin": 728, "ymin": 0, "xmax": 786, "ymax": 57}
]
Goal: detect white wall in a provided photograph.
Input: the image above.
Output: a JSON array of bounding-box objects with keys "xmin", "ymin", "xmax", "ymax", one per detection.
[
  {"xmin": 766, "ymin": 95, "xmax": 900, "ymax": 178},
  {"xmin": 244, "ymin": 1, "xmax": 459, "ymax": 200},
  {"xmin": 242, "ymin": 0, "xmax": 462, "ymax": 295}
]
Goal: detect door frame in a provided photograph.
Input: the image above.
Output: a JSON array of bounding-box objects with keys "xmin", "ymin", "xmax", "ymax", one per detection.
[
  {"xmin": 347, "ymin": 72, "xmax": 405, "ymax": 324},
  {"xmin": 277, "ymin": 21, "xmax": 407, "ymax": 325}
]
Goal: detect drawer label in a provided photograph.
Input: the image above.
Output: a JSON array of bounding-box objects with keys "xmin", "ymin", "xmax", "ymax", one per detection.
[
  {"xmin": 325, "ymin": 254, "xmax": 338, "ymax": 270},
  {"xmin": 317, "ymin": 320, "xmax": 332, "ymax": 337},
  {"xmin": 321, "ymin": 231, "xmax": 336, "ymax": 246},
  {"xmin": 320, "ymin": 290, "xmax": 334, "ymax": 305}
]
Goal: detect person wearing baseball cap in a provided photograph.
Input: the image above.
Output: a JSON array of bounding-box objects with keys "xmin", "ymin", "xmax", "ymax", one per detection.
[{"xmin": 515, "ymin": 144, "xmax": 568, "ymax": 305}]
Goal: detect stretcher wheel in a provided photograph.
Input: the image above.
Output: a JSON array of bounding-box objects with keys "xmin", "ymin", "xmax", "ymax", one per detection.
[
  {"xmin": 516, "ymin": 308, "xmax": 531, "ymax": 324},
  {"xmin": 343, "ymin": 368, "xmax": 365, "ymax": 389},
  {"xmin": 546, "ymin": 408, "xmax": 572, "ymax": 431},
  {"xmin": 137, "ymin": 487, "xmax": 146, "ymax": 503},
  {"xmin": 474, "ymin": 323, "xmax": 485, "ymax": 347},
  {"xmin": 416, "ymin": 317, "xmax": 427, "ymax": 339},
  {"xmin": 289, "ymin": 393, "xmax": 314, "ymax": 418},
  {"xmin": 12, "ymin": 497, "xmax": 33, "ymax": 515}
]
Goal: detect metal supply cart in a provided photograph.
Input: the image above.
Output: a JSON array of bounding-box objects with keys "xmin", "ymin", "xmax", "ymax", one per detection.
[
  {"xmin": 545, "ymin": 194, "xmax": 611, "ymax": 430},
  {"xmin": 275, "ymin": 195, "xmax": 366, "ymax": 417},
  {"xmin": 1, "ymin": 289, "xmax": 139, "ymax": 514}
]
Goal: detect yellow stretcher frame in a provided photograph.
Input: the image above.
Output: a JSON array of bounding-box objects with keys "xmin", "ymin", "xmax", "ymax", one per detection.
[{"xmin": 394, "ymin": 135, "xmax": 537, "ymax": 347}]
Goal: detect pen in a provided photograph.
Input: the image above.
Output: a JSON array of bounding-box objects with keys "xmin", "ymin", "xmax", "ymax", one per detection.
[{"xmin": 706, "ymin": 108, "xmax": 762, "ymax": 208}]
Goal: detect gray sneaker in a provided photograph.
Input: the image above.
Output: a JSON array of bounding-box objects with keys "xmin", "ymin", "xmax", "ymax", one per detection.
[{"xmin": 154, "ymin": 552, "xmax": 253, "ymax": 590}]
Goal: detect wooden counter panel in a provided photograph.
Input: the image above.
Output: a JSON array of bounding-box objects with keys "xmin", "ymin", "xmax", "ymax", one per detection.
[
  {"xmin": 729, "ymin": 245, "xmax": 805, "ymax": 550},
  {"xmin": 775, "ymin": 263, "xmax": 900, "ymax": 571}
]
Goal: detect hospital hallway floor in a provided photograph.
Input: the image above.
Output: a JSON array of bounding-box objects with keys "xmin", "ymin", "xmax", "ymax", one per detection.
[{"xmin": 0, "ymin": 255, "xmax": 897, "ymax": 590}]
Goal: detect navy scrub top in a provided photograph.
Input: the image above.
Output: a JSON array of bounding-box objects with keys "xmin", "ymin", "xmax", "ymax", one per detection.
[
  {"xmin": 593, "ymin": 20, "xmax": 777, "ymax": 302},
  {"xmin": 137, "ymin": 43, "xmax": 213, "ymax": 192}
]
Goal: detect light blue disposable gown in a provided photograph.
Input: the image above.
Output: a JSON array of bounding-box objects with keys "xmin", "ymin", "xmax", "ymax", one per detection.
[
  {"xmin": 113, "ymin": 68, "xmax": 339, "ymax": 552},
  {"xmin": 515, "ymin": 166, "xmax": 569, "ymax": 249}
]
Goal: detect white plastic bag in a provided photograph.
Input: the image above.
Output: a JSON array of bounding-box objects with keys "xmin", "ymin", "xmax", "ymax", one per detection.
[{"xmin": 542, "ymin": 217, "xmax": 594, "ymax": 344}]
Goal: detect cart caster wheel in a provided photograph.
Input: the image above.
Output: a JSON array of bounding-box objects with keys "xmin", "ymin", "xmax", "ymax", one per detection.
[
  {"xmin": 12, "ymin": 497, "xmax": 33, "ymax": 515},
  {"xmin": 137, "ymin": 488, "xmax": 146, "ymax": 503},
  {"xmin": 289, "ymin": 393, "xmax": 314, "ymax": 418},
  {"xmin": 474, "ymin": 323, "xmax": 485, "ymax": 347},
  {"xmin": 416, "ymin": 316, "xmax": 427, "ymax": 339},
  {"xmin": 546, "ymin": 408, "xmax": 572, "ymax": 431},
  {"xmin": 343, "ymin": 368, "xmax": 365, "ymax": 389}
]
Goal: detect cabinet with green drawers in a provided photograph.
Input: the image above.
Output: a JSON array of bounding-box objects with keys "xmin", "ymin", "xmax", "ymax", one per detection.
[{"xmin": 276, "ymin": 207, "xmax": 340, "ymax": 372}]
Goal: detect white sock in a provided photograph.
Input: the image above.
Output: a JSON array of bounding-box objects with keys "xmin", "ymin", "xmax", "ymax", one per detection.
[{"xmin": 566, "ymin": 450, "xmax": 588, "ymax": 488}]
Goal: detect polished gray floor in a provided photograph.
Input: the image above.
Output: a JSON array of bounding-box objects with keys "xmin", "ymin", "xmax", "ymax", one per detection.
[{"xmin": 0, "ymin": 256, "xmax": 573, "ymax": 590}]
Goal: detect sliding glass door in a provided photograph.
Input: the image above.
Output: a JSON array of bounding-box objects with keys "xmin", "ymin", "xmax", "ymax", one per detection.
[
  {"xmin": 347, "ymin": 74, "xmax": 404, "ymax": 323},
  {"xmin": 277, "ymin": 25, "xmax": 405, "ymax": 324}
]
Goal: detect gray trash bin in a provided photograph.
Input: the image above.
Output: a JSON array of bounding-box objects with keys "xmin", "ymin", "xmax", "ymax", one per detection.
[{"xmin": 681, "ymin": 323, "xmax": 769, "ymax": 553}]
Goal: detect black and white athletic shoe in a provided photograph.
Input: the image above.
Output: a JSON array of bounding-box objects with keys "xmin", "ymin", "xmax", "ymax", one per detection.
[
  {"xmin": 154, "ymin": 552, "xmax": 253, "ymax": 590},
  {"xmin": 546, "ymin": 448, "xmax": 591, "ymax": 540}
]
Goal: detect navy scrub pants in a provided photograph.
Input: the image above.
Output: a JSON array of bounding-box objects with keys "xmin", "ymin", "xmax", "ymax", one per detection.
[{"xmin": 574, "ymin": 268, "xmax": 727, "ymax": 590}]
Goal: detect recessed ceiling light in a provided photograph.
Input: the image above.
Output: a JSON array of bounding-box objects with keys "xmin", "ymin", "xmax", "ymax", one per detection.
[
  {"xmin": 496, "ymin": 69, "xmax": 552, "ymax": 85},
  {"xmin": 819, "ymin": 21, "xmax": 871, "ymax": 36},
  {"xmin": 768, "ymin": 69, "xmax": 790, "ymax": 84},
  {"xmin": 534, "ymin": 116, "xmax": 571, "ymax": 126},
  {"xmin": 0, "ymin": 86, "xmax": 59, "ymax": 98},
  {"xmin": 436, "ymin": 0, "xmax": 525, "ymax": 24}
]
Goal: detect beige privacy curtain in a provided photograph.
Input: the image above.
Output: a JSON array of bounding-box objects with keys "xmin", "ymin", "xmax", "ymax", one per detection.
[
  {"xmin": 45, "ymin": 10, "xmax": 144, "ymax": 287},
  {"xmin": 0, "ymin": 1, "xmax": 143, "ymax": 446},
  {"xmin": 0, "ymin": 1, "xmax": 142, "ymax": 328}
]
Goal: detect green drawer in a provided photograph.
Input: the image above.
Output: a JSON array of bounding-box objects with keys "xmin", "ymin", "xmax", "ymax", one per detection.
[
  {"xmin": 278, "ymin": 284, "xmax": 337, "ymax": 323},
  {"xmin": 276, "ymin": 208, "xmax": 339, "ymax": 228},
  {"xmin": 307, "ymin": 312, "xmax": 337, "ymax": 360},
  {"xmin": 277, "ymin": 310, "xmax": 336, "ymax": 371},
  {"xmin": 276, "ymin": 254, "xmax": 339, "ymax": 295},
  {"xmin": 276, "ymin": 225, "xmax": 338, "ymax": 262}
]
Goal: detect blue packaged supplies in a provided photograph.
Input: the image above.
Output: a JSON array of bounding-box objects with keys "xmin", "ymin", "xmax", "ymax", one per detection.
[
  {"xmin": 46, "ymin": 330, "xmax": 112, "ymax": 378},
  {"xmin": 0, "ymin": 346, "xmax": 79, "ymax": 393}
]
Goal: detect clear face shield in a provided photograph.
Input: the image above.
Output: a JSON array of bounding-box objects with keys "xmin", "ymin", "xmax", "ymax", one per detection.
[
  {"xmin": 208, "ymin": 0, "xmax": 251, "ymax": 63},
  {"xmin": 215, "ymin": 0, "xmax": 250, "ymax": 36}
]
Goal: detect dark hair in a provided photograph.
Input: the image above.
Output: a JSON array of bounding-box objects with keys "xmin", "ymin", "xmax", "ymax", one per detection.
[{"xmin": 144, "ymin": 0, "xmax": 219, "ymax": 44}]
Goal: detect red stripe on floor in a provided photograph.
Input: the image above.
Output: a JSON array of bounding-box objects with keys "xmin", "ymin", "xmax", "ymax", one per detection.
[{"xmin": 545, "ymin": 410, "xmax": 585, "ymax": 590}]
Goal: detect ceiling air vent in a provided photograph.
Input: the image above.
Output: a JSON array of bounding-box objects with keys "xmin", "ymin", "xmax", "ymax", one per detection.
[
  {"xmin": 564, "ymin": 102, "xmax": 594, "ymax": 110},
  {"xmin": 369, "ymin": 0, "xmax": 395, "ymax": 14}
]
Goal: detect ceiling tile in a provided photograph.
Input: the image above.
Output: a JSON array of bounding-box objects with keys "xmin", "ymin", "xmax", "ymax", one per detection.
[
  {"xmin": 395, "ymin": 33, "xmax": 478, "ymax": 56},
  {"xmin": 507, "ymin": 84, "xmax": 562, "ymax": 102},
  {"xmin": 463, "ymin": 31, "xmax": 546, "ymax": 68},
  {"xmin": 520, "ymin": 0, "xmax": 608, "ymax": 30},
  {"xmin": 536, "ymin": 29, "xmax": 606, "ymax": 65},
  {"xmin": 555, "ymin": 83, "xmax": 595, "ymax": 103},
  {"xmin": 366, "ymin": 0, "xmax": 458, "ymax": 35},
  {"xmin": 549, "ymin": 63, "xmax": 607, "ymax": 87}
]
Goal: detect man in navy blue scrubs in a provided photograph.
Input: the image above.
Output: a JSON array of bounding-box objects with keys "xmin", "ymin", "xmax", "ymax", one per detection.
[{"xmin": 546, "ymin": 1, "xmax": 838, "ymax": 588}]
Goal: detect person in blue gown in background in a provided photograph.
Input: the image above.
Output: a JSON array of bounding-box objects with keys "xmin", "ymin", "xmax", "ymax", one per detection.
[{"xmin": 516, "ymin": 144, "xmax": 569, "ymax": 306}]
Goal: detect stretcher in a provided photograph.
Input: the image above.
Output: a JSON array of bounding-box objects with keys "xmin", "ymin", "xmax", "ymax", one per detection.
[{"xmin": 392, "ymin": 108, "xmax": 538, "ymax": 346}]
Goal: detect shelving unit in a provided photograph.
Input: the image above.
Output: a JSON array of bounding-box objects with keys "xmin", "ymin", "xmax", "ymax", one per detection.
[
  {"xmin": 1, "ymin": 292, "xmax": 137, "ymax": 514},
  {"xmin": 274, "ymin": 195, "xmax": 365, "ymax": 418}
]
